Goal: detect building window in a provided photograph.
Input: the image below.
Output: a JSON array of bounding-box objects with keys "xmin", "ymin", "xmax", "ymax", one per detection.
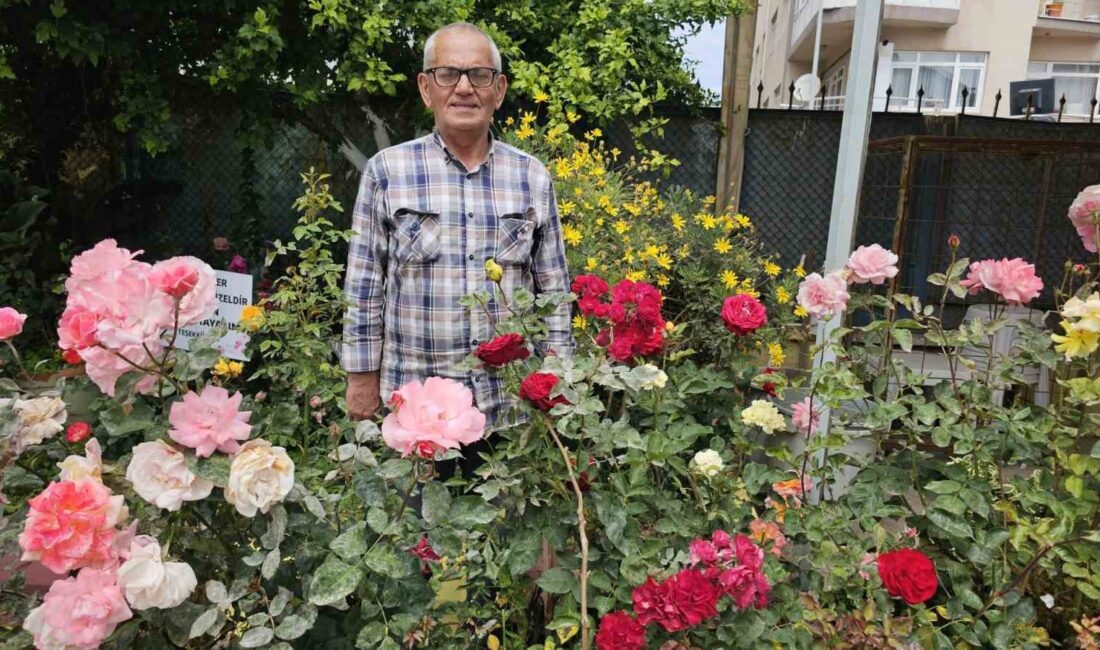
[
  {"xmin": 1027, "ymin": 62, "xmax": 1100, "ymax": 117},
  {"xmin": 889, "ymin": 51, "xmax": 986, "ymax": 112},
  {"xmin": 824, "ymin": 65, "xmax": 845, "ymax": 109}
]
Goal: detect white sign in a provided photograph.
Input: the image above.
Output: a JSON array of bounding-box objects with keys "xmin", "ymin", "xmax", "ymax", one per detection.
[{"xmin": 175, "ymin": 270, "xmax": 253, "ymax": 361}]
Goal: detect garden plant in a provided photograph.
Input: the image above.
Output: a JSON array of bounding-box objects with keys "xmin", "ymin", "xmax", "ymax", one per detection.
[{"xmin": 0, "ymin": 121, "xmax": 1098, "ymax": 649}]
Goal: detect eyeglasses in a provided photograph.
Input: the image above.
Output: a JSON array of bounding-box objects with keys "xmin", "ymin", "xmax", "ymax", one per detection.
[{"xmin": 424, "ymin": 66, "xmax": 499, "ymax": 88}]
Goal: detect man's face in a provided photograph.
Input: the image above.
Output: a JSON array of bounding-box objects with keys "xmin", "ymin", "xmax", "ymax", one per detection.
[{"xmin": 417, "ymin": 30, "xmax": 507, "ymax": 136}]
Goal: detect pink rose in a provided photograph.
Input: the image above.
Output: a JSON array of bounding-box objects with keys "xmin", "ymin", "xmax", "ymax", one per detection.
[
  {"xmin": 228, "ymin": 254, "xmax": 248, "ymax": 273},
  {"xmin": 960, "ymin": 258, "xmax": 1044, "ymax": 305},
  {"xmin": 791, "ymin": 396, "xmax": 822, "ymax": 436},
  {"xmin": 171, "ymin": 256, "xmax": 217, "ymax": 326},
  {"xmin": 148, "ymin": 257, "xmax": 201, "ymax": 298},
  {"xmin": 845, "ymin": 244, "xmax": 899, "ymax": 285},
  {"xmin": 67, "ymin": 239, "xmax": 141, "ymax": 282},
  {"xmin": 19, "ymin": 478, "xmax": 128, "ymax": 574},
  {"xmin": 80, "ymin": 343, "xmax": 160, "ymax": 397},
  {"xmin": 57, "ymin": 306, "xmax": 99, "ymax": 350},
  {"xmin": 689, "ymin": 538, "xmax": 719, "ymax": 565},
  {"xmin": 721, "ymin": 294, "xmax": 767, "ymax": 335},
  {"xmin": 734, "ymin": 534, "xmax": 764, "ymax": 572},
  {"xmin": 1068, "ymin": 185, "xmax": 1100, "ymax": 252},
  {"xmin": 0, "ymin": 307, "xmax": 26, "ymax": 340},
  {"xmin": 23, "ymin": 567, "xmax": 132, "ymax": 650},
  {"xmin": 168, "ymin": 384, "xmax": 252, "ymax": 457},
  {"xmin": 380, "ymin": 377, "xmax": 486, "ymax": 458},
  {"xmin": 797, "ymin": 271, "xmax": 850, "ymax": 318}
]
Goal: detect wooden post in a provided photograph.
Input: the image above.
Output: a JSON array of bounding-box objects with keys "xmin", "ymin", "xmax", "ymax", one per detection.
[{"xmin": 715, "ymin": 8, "xmax": 757, "ymax": 211}]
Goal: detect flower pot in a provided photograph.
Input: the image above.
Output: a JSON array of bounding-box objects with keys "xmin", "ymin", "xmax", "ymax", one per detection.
[{"xmin": 1046, "ymin": 2, "xmax": 1065, "ymax": 17}]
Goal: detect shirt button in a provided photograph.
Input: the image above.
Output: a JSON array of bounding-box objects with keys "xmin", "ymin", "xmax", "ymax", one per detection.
[
  {"xmin": 468, "ymin": 254, "xmax": 475, "ymax": 260},
  {"xmin": 467, "ymin": 212, "xmax": 474, "ymax": 219},
  {"xmin": 471, "ymin": 339, "xmax": 479, "ymax": 345}
]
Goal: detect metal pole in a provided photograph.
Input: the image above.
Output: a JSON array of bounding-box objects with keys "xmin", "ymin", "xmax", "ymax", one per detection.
[
  {"xmin": 811, "ymin": 0, "xmax": 884, "ymax": 479},
  {"xmin": 811, "ymin": 0, "xmax": 824, "ymax": 80}
]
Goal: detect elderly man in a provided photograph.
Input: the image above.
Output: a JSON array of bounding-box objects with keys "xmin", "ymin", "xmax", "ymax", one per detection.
[{"xmin": 342, "ymin": 22, "xmax": 573, "ymax": 432}]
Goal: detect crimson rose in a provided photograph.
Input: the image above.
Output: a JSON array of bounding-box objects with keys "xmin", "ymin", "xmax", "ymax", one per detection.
[
  {"xmin": 876, "ymin": 548, "xmax": 938, "ymax": 605},
  {"xmin": 519, "ymin": 372, "xmax": 569, "ymax": 411},
  {"xmin": 721, "ymin": 294, "xmax": 767, "ymax": 335},
  {"xmin": 572, "ymin": 274, "xmax": 611, "ymax": 317},
  {"xmin": 595, "ymin": 611, "xmax": 646, "ymax": 650},
  {"xmin": 633, "ymin": 569, "xmax": 719, "ymax": 632},
  {"xmin": 475, "ymin": 333, "xmax": 530, "ymax": 367}
]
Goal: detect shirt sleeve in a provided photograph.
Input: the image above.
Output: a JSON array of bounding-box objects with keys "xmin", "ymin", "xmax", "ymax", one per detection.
[
  {"xmin": 342, "ymin": 165, "xmax": 389, "ymax": 373},
  {"xmin": 531, "ymin": 172, "xmax": 576, "ymax": 358}
]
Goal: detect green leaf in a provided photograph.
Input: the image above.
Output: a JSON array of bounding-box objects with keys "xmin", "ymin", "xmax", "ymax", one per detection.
[
  {"xmin": 186, "ymin": 454, "xmax": 232, "ymax": 488},
  {"xmin": 366, "ymin": 506, "xmax": 388, "ymax": 534},
  {"xmin": 893, "ymin": 328, "xmax": 913, "ymax": 352},
  {"xmin": 99, "ymin": 402, "xmax": 155, "ymax": 437},
  {"xmin": 536, "ymin": 567, "xmax": 576, "ymax": 594},
  {"xmin": 331, "ymin": 524, "xmax": 368, "ymax": 560},
  {"xmin": 925, "ymin": 480, "xmax": 962, "ymax": 494},
  {"xmin": 448, "ymin": 496, "xmax": 499, "ymax": 527},
  {"xmin": 421, "ymin": 481, "xmax": 451, "ymax": 527},
  {"xmin": 377, "ymin": 458, "xmax": 412, "ymax": 480},
  {"xmin": 308, "ymin": 556, "xmax": 363, "ymax": 606},
  {"xmin": 356, "ymin": 622, "xmax": 388, "ymax": 649},
  {"xmin": 240, "ymin": 627, "xmax": 274, "ymax": 648},
  {"xmin": 189, "ymin": 607, "xmax": 220, "ymax": 638},
  {"xmin": 933, "ymin": 494, "xmax": 967, "ymax": 516},
  {"xmin": 364, "ymin": 545, "xmax": 409, "ymax": 578},
  {"xmin": 275, "ymin": 604, "xmax": 317, "ymax": 640},
  {"xmin": 927, "ymin": 509, "xmax": 972, "ymax": 538},
  {"xmin": 262, "ymin": 548, "xmax": 281, "ymax": 579}
]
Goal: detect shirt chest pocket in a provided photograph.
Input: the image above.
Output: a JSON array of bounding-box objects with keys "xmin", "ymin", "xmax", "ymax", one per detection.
[
  {"xmin": 497, "ymin": 207, "xmax": 536, "ymax": 266},
  {"xmin": 392, "ymin": 207, "xmax": 441, "ymax": 266}
]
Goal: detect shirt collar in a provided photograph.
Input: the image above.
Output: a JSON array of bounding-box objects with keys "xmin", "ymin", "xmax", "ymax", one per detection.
[{"xmin": 432, "ymin": 129, "xmax": 496, "ymax": 172}]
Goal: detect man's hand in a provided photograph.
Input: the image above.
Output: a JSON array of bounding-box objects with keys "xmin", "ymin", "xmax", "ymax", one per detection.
[{"xmin": 346, "ymin": 372, "xmax": 382, "ymax": 421}]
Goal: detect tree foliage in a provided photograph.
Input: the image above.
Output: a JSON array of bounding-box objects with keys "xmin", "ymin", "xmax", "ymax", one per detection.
[{"xmin": 0, "ymin": 0, "xmax": 744, "ymax": 168}]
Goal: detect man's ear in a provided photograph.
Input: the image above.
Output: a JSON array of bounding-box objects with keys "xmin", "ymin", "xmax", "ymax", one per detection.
[
  {"xmin": 417, "ymin": 72, "xmax": 433, "ymax": 109},
  {"xmin": 495, "ymin": 74, "xmax": 508, "ymax": 110}
]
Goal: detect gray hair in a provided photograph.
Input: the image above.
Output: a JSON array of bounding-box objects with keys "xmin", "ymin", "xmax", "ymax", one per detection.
[{"xmin": 422, "ymin": 22, "xmax": 502, "ymax": 71}]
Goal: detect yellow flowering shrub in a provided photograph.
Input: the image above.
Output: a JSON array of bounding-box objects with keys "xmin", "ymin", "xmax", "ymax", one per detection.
[{"xmin": 499, "ymin": 113, "xmax": 806, "ymax": 365}]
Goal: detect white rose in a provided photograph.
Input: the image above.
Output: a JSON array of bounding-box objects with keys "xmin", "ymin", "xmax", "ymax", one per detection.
[
  {"xmin": 126, "ymin": 440, "xmax": 213, "ymax": 511},
  {"xmin": 225, "ymin": 439, "xmax": 294, "ymax": 517},
  {"xmin": 635, "ymin": 364, "xmax": 668, "ymax": 390},
  {"xmin": 58, "ymin": 438, "xmax": 103, "ymax": 481},
  {"xmin": 740, "ymin": 399, "xmax": 786, "ymax": 434},
  {"xmin": 692, "ymin": 449, "xmax": 724, "ymax": 478},
  {"xmin": 116, "ymin": 536, "xmax": 198, "ymax": 610},
  {"xmin": 12, "ymin": 396, "xmax": 66, "ymax": 449}
]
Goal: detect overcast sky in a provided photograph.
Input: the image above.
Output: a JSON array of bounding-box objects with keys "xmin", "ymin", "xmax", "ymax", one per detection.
[{"xmin": 682, "ymin": 20, "xmax": 726, "ymax": 102}]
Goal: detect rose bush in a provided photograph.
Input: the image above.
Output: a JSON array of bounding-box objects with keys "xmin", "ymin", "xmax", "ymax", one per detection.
[{"xmin": 0, "ymin": 173, "xmax": 1097, "ymax": 650}]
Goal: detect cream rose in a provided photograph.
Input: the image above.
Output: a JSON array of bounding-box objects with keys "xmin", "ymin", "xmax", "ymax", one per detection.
[
  {"xmin": 116, "ymin": 536, "xmax": 197, "ymax": 610},
  {"xmin": 126, "ymin": 440, "xmax": 213, "ymax": 511},
  {"xmin": 58, "ymin": 438, "xmax": 103, "ymax": 482},
  {"xmin": 12, "ymin": 396, "xmax": 67, "ymax": 449},
  {"xmin": 692, "ymin": 449, "xmax": 724, "ymax": 478},
  {"xmin": 740, "ymin": 399, "xmax": 786, "ymax": 434},
  {"xmin": 225, "ymin": 439, "xmax": 294, "ymax": 517}
]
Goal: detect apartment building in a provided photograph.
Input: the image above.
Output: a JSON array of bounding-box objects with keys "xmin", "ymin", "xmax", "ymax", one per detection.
[{"xmin": 752, "ymin": 0, "xmax": 1100, "ymax": 118}]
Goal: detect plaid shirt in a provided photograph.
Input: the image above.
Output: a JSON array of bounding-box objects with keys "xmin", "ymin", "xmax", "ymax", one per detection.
[{"xmin": 342, "ymin": 131, "xmax": 573, "ymax": 426}]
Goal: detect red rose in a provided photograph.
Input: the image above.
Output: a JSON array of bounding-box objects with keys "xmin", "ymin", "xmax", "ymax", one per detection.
[
  {"xmin": 475, "ymin": 333, "xmax": 530, "ymax": 367},
  {"xmin": 62, "ymin": 349, "xmax": 83, "ymax": 365},
  {"xmin": 734, "ymin": 534, "xmax": 764, "ymax": 572},
  {"xmin": 519, "ymin": 372, "xmax": 569, "ymax": 411},
  {"xmin": 65, "ymin": 421, "xmax": 92, "ymax": 443},
  {"xmin": 721, "ymin": 294, "xmax": 767, "ymax": 335},
  {"xmin": 632, "ymin": 570, "xmax": 719, "ymax": 633},
  {"xmin": 595, "ymin": 610, "xmax": 646, "ymax": 650},
  {"xmin": 689, "ymin": 539, "xmax": 718, "ymax": 566},
  {"xmin": 407, "ymin": 536, "xmax": 440, "ymax": 562},
  {"xmin": 876, "ymin": 548, "xmax": 938, "ymax": 605},
  {"xmin": 572, "ymin": 274, "xmax": 611, "ymax": 317}
]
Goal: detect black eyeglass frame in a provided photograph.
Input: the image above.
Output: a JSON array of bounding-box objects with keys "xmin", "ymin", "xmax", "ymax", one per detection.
[{"xmin": 423, "ymin": 66, "xmax": 501, "ymax": 88}]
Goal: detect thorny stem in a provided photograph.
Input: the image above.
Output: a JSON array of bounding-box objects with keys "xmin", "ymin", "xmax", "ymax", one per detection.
[
  {"xmin": 546, "ymin": 420, "xmax": 590, "ymax": 650},
  {"xmin": 3, "ymin": 340, "xmax": 28, "ymax": 380}
]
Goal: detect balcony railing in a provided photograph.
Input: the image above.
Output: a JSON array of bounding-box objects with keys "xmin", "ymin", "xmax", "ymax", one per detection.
[{"xmin": 1038, "ymin": 0, "xmax": 1100, "ymax": 22}]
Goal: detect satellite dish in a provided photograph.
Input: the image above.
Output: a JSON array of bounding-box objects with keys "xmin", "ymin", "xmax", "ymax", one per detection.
[{"xmin": 794, "ymin": 74, "xmax": 822, "ymax": 104}]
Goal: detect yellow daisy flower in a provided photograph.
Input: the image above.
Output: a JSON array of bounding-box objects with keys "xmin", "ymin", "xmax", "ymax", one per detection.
[
  {"xmin": 562, "ymin": 224, "xmax": 583, "ymax": 246},
  {"xmin": 775, "ymin": 287, "xmax": 791, "ymax": 304},
  {"xmin": 655, "ymin": 253, "xmax": 673, "ymax": 270},
  {"xmin": 735, "ymin": 213, "xmax": 751, "ymax": 228},
  {"xmin": 794, "ymin": 305, "xmax": 809, "ymax": 318},
  {"xmin": 656, "ymin": 274, "xmax": 670, "ymax": 287},
  {"xmin": 625, "ymin": 270, "xmax": 646, "ymax": 282},
  {"xmin": 714, "ymin": 238, "xmax": 732, "ymax": 255},
  {"xmin": 585, "ymin": 257, "xmax": 599, "ymax": 271},
  {"xmin": 671, "ymin": 213, "xmax": 686, "ymax": 232},
  {"xmin": 559, "ymin": 200, "xmax": 575, "ymax": 217},
  {"xmin": 764, "ymin": 262, "xmax": 781, "ymax": 277},
  {"xmin": 572, "ymin": 315, "xmax": 587, "ymax": 330},
  {"xmin": 793, "ymin": 265, "xmax": 807, "ymax": 278},
  {"xmin": 721, "ymin": 270, "xmax": 739, "ymax": 290},
  {"xmin": 533, "ymin": 90, "xmax": 549, "ymax": 103},
  {"xmin": 613, "ymin": 219, "xmax": 630, "ymax": 235},
  {"xmin": 212, "ymin": 357, "xmax": 244, "ymax": 379},
  {"xmin": 768, "ymin": 342, "xmax": 786, "ymax": 367},
  {"xmin": 701, "ymin": 214, "xmax": 718, "ymax": 230}
]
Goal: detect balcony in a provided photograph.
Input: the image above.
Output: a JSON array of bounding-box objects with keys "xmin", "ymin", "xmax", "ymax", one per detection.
[
  {"xmin": 789, "ymin": 0, "xmax": 961, "ymax": 62},
  {"xmin": 1035, "ymin": 0, "xmax": 1100, "ymax": 37}
]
